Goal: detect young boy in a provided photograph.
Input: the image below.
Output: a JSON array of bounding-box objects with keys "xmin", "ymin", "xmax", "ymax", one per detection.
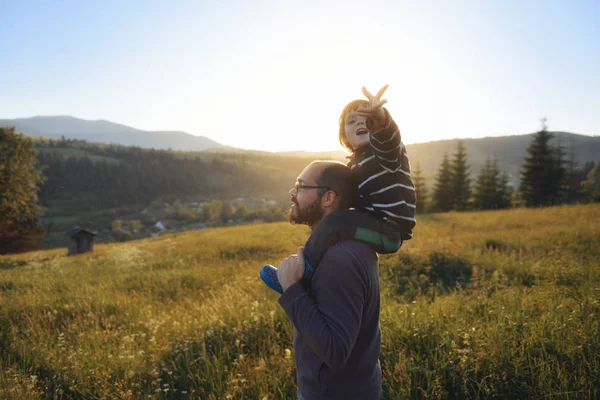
[{"xmin": 261, "ymin": 85, "xmax": 416, "ymax": 294}]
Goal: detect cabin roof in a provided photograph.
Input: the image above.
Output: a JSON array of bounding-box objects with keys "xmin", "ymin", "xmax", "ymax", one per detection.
[{"xmin": 65, "ymin": 227, "xmax": 97, "ymax": 238}]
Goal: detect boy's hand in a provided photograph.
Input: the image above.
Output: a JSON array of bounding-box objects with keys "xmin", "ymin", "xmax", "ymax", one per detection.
[
  {"xmin": 356, "ymin": 85, "xmax": 390, "ymax": 133},
  {"xmin": 277, "ymin": 247, "xmax": 305, "ymax": 292}
]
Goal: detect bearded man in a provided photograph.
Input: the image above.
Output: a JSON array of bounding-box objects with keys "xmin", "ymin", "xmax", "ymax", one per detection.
[{"xmin": 276, "ymin": 160, "xmax": 382, "ymax": 400}]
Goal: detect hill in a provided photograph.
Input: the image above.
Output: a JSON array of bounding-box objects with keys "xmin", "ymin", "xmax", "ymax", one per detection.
[
  {"xmin": 208, "ymin": 132, "xmax": 600, "ymax": 184},
  {"xmin": 1, "ymin": 204, "xmax": 598, "ymax": 398},
  {"xmin": 404, "ymin": 132, "xmax": 600, "ymax": 182},
  {"xmin": 2, "ymin": 115, "xmax": 598, "ymax": 182},
  {"xmin": 0, "ymin": 116, "xmax": 228, "ymax": 151}
]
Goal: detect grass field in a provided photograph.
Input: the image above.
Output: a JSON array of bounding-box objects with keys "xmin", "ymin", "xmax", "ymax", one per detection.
[{"xmin": 1, "ymin": 204, "xmax": 599, "ymax": 399}]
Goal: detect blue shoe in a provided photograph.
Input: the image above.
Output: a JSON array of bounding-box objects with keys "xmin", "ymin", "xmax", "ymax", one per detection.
[
  {"xmin": 303, "ymin": 258, "xmax": 315, "ymax": 280},
  {"xmin": 260, "ymin": 264, "xmax": 283, "ymax": 294}
]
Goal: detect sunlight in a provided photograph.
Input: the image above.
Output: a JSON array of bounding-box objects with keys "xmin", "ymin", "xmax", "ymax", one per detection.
[{"xmin": 215, "ymin": 16, "xmax": 454, "ymax": 152}]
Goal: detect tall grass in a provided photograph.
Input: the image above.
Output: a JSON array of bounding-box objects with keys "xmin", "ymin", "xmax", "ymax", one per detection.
[{"xmin": 1, "ymin": 204, "xmax": 599, "ymax": 399}]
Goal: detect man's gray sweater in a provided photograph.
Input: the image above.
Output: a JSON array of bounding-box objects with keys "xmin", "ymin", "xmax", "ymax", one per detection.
[{"xmin": 279, "ymin": 240, "xmax": 381, "ymax": 399}]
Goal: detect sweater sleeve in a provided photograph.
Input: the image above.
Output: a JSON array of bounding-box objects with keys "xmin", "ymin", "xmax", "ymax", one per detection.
[
  {"xmin": 278, "ymin": 243, "xmax": 367, "ymax": 368},
  {"xmin": 369, "ymin": 108, "xmax": 406, "ymax": 173}
]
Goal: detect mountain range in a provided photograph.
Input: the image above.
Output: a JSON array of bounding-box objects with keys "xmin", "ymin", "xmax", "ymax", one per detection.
[
  {"xmin": 0, "ymin": 116, "xmax": 227, "ymax": 151},
  {"xmin": 2, "ymin": 116, "xmax": 598, "ymax": 181}
]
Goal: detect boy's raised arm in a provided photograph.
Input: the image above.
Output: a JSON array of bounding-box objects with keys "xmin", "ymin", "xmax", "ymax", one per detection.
[{"xmin": 356, "ymin": 85, "xmax": 404, "ymax": 172}]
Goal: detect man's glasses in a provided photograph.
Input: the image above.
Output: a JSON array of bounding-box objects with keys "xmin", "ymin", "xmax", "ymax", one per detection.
[{"xmin": 295, "ymin": 181, "xmax": 335, "ymax": 193}]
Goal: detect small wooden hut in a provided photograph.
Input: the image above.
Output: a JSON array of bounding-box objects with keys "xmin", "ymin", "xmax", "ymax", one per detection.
[{"xmin": 66, "ymin": 228, "xmax": 97, "ymax": 255}]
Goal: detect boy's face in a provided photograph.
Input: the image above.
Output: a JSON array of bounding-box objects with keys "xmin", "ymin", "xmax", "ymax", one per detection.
[{"xmin": 344, "ymin": 111, "xmax": 369, "ymax": 150}]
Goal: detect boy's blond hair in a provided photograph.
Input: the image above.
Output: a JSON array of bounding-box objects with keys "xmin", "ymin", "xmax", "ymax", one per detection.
[{"xmin": 338, "ymin": 99, "xmax": 369, "ymax": 151}]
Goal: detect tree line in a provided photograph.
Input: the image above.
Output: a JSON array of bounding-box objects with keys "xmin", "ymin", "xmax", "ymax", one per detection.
[
  {"xmin": 1, "ymin": 124, "xmax": 599, "ymax": 253},
  {"xmin": 413, "ymin": 121, "xmax": 599, "ymax": 213},
  {"xmin": 35, "ymin": 138, "xmax": 288, "ymax": 214}
]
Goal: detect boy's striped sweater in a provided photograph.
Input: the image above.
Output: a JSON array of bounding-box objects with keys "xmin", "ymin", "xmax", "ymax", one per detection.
[{"xmin": 348, "ymin": 110, "xmax": 416, "ymax": 240}]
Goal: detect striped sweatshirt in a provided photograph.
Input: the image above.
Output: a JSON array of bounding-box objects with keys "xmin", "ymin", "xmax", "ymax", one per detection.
[{"xmin": 348, "ymin": 109, "xmax": 416, "ymax": 240}]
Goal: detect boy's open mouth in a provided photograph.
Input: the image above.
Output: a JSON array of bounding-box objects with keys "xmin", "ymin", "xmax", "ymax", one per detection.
[{"xmin": 356, "ymin": 128, "xmax": 368, "ymax": 136}]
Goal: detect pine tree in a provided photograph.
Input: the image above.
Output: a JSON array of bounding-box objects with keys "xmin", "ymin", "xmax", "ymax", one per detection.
[
  {"xmin": 520, "ymin": 119, "xmax": 566, "ymax": 207},
  {"xmin": 472, "ymin": 157, "xmax": 512, "ymax": 210},
  {"xmin": 412, "ymin": 161, "xmax": 427, "ymax": 214},
  {"xmin": 562, "ymin": 138, "xmax": 585, "ymax": 204},
  {"xmin": 450, "ymin": 141, "xmax": 471, "ymax": 210},
  {"xmin": 472, "ymin": 158, "xmax": 495, "ymax": 210},
  {"xmin": 582, "ymin": 164, "xmax": 600, "ymax": 201},
  {"xmin": 498, "ymin": 171, "xmax": 513, "ymax": 208},
  {"xmin": 432, "ymin": 153, "xmax": 453, "ymax": 212},
  {"xmin": 0, "ymin": 127, "xmax": 45, "ymax": 254}
]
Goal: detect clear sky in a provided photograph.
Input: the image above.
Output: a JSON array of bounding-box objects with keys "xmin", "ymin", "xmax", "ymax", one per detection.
[{"xmin": 1, "ymin": 0, "xmax": 598, "ymax": 151}]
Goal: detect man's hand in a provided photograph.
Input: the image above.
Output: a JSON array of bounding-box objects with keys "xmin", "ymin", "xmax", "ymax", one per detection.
[
  {"xmin": 277, "ymin": 247, "xmax": 306, "ymax": 292},
  {"xmin": 356, "ymin": 85, "xmax": 390, "ymax": 133}
]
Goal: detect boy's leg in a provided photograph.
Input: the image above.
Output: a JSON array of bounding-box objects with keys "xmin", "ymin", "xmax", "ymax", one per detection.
[
  {"xmin": 260, "ymin": 264, "xmax": 283, "ymax": 294},
  {"xmin": 354, "ymin": 218, "xmax": 403, "ymax": 254},
  {"xmin": 261, "ymin": 210, "xmax": 402, "ymax": 294},
  {"xmin": 303, "ymin": 209, "xmax": 403, "ymax": 278}
]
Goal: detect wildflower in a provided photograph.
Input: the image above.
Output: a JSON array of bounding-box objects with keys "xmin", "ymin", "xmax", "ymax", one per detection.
[{"xmin": 284, "ymin": 349, "xmax": 291, "ymax": 359}]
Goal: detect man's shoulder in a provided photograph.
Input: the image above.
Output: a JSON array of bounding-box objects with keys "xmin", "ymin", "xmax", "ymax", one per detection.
[{"xmin": 322, "ymin": 240, "xmax": 378, "ymax": 266}]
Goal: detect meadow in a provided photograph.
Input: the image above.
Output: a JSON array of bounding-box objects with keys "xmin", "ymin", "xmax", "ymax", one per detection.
[{"xmin": 0, "ymin": 204, "xmax": 598, "ymax": 399}]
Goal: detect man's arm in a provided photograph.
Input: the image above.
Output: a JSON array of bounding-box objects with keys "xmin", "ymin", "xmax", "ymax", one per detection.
[{"xmin": 278, "ymin": 243, "xmax": 367, "ymax": 368}]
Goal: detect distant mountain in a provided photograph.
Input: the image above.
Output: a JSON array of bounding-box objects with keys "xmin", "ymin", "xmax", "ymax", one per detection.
[
  {"xmin": 0, "ymin": 116, "xmax": 228, "ymax": 151},
  {"xmin": 270, "ymin": 132, "xmax": 599, "ymax": 184},
  {"xmin": 404, "ymin": 132, "xmax": 599, "ymax": 184},
  {"xmin": 3, "ymin": 116, "xmax": 597, "ymax": 184}
]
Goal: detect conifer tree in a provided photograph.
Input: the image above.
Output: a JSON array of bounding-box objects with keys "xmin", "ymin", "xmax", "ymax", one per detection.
[
  {"xmin": 432, "ymin": 153, "xmax": 453, "ymax": 212},
  {"xmin": 472, "ymin": 158, "xmax": 495, "ymax": 210},
  {"xmin": 520, "ymin": 119, "xmax": 566, "ymax": 206},
  {"xmin": 450, "ymin": 141, "xmax": 471, "ymax": 210},
  {"xmin": 562, "ymin": 138, "xmax": 585, "ymax": 203},
  {"xmin": 582, "ymin": 164, "xmax": 600, "ymax": 201},
  {"xmin": 495, "ymin": 171, "xmax": 512, "ymax": 209},
  {"xmin": 412, "ymin": 161, "xmax": 427, "ymax": 214},
  {"xmin": 472, "ymin": 157, "xmax": 512, "ymax": 210}
]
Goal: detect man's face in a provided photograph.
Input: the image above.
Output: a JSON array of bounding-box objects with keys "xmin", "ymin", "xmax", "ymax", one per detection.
[
  {"xmin": 288, "ymin": 165, "xmax": 326, "ymax": 227},
  {"xmin": 344, "ymin": 111, "xmax": 369, "ymax": 150}
]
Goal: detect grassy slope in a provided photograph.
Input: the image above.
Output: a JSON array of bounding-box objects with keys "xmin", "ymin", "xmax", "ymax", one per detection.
[{"xmin": 0, "ymin": 204, "xmax": 599, "ymax": 399}]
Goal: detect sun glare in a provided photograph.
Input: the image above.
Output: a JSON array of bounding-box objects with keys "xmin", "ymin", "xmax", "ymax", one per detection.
[{"xmin": 222, "ymin": 18, "xmax": 447, "ymax": 152}]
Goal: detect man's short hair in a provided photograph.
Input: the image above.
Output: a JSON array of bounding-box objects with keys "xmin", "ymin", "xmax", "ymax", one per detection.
[{"xmin": 312, "ymin": 160, "xmax": 357, "ymax": 210}]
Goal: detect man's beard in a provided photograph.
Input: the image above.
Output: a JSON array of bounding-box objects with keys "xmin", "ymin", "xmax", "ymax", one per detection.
[{"xmin": 288, "ymin": 196, "xmax": 324, "ymax": 226}]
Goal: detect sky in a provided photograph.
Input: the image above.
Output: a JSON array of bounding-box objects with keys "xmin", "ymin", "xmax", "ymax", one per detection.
[{"xmin": 1, "ymin": 0, "xmax": 598, "ymax": 152}]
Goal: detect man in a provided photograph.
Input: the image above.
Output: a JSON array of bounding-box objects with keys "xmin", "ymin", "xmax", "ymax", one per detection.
[{"xmin": 277, "ymin": 160, "xmax": 382, "ymax": 400}]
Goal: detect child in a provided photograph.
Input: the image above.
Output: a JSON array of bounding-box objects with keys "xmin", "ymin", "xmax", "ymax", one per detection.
[{"xmin": 261, "ymin": 85, "xmax": 416, "ymax": 294}]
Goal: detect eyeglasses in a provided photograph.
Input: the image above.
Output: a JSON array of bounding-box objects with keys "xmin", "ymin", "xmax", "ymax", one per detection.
[{"xmin": 294, "ymin": 181, "xmax": 335, "ymax": 193}]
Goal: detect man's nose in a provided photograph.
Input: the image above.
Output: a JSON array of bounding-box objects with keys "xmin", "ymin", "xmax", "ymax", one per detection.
[{"xmin": 288, "ymin": 187, "xmax": 295, "ymax": 196}]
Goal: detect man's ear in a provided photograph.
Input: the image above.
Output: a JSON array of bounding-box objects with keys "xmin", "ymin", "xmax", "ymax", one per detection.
[{"xmin": 321, "ymin": 190, "xmax": 337, "ymax": 209}]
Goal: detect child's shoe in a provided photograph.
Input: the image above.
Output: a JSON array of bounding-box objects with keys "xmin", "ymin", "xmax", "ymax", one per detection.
[
  {"xmin": 260, "ymin": 264, "xmax": 283, "ymax": 294},
  {"xmin": 260, "ymin": 259, "xmax": 316, "ymax": 295}
]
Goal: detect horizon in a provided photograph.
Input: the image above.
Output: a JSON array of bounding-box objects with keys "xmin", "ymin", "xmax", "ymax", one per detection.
[
  {"xmin": 4, "ymin": 114, "xmax": 597, "ymax": 153},
  {"xmin": 1, "ymin": 1, "xmax": 599, "ymax": 152}
]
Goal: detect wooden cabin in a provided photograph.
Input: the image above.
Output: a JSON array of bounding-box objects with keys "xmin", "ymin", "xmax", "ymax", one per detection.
[{"xmin": 66, "ymin": 228, "xmax": 96, "ymax": 255}]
